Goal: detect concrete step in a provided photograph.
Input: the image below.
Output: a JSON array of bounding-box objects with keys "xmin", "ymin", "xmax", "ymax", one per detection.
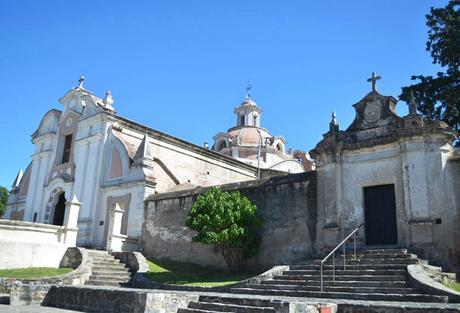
[
  {"xmin": 92, "ymin": 264, "xmax": 127, "ymax": 271},
  {"xmin": 337, "ymin": 303, "xmax": 460, "ymax": 313},
  {"xmin": 198, "ymin": 296, "xmax": 289, "ymax": 310},
  {"xmin": 313, "ymin": 258, "xmax": 418, "ymax": 265},
  {"xmin": 177, "ymin": 309, "xmax": 227, "ymax": 313},
  {"xmin": 188, "ymin": 301, "xmax": 276, "ymax": 313},
  {"xmin": 284, "ymin": 269, "xmax": 406, "ymax": 275},
  {"xmin": 231, "ymin": 288, "xmax": 448, "ymax": 303},
  {"xmin": 260, "ymin": 279, "xmax": 408, "ymax": 288},
  {"xmin": 290, "ymin": 263, "xmax": 408, "ymax": 270},
  {"xmin": 85, "ymin": 280, "xmax": 123, "ymax": 287},
  {"xmin": 273, "ymin": 274, "xmax": 408, "ymax": 281},
  {"xmin": 333, "ymin": 253, "xmax": 412, "ymax": 259},
  {"xmin": 92, "ymin": 260, "xmax": 124, "ymax": 266},
  {"xmin": 92, "ymin": 269, "xmax": 133, "ymax": 275},
  {"xmin": 0, "ymin": 293, "xmax": 10, "ymax": 305},
  {"xmin": 244, "ymin": 283, "xmax": 417, "ymax": 294},
  {"xmin": 89, "ymin": 275, "xmax": 131, "ymax": 281},
  {"xmin": 358, "ymin": 248, "xmax": 408, "ymax": 254}
]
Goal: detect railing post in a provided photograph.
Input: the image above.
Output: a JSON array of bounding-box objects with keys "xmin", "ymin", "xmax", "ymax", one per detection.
[
  {"xmin": 320, "ymin": 261, "xmax": 323, "ymax": 292},
  {"xmin": 354, "ymin": 232, "xmax": 357, "ymax": 259},
  {"xmin": 332, "ymin": 252, "xmax": 335, "ymax": 282},
  {"xmin": 343, "ymin": 242, "xmax": 346, "ymax": 270}
]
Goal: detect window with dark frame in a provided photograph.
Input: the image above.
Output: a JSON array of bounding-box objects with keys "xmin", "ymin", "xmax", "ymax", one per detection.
[
  {"xmin": 61, "ymin": 134, "xmax": 73, "ymax": 163},
  {"xmin": 240, "ymin": 115, "xmax": 245, "ymax": 126}
]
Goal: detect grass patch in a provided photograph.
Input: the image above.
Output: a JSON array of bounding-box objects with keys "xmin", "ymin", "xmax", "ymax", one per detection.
[
  {"xmin": 0, "ymin": 267, "xmax": 73, "ymax": 279},
  {"xmin": 444, "ymin": 281, "xmax": 460, "ymax": 292},
  {"xmin": 145, "ymin": 259, "xmax": 256, "ymax": 287}
]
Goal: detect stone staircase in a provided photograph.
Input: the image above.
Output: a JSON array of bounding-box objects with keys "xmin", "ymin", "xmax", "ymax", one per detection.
[
  {"xmin": 229, "ymin": 248, "xmax": 449, "ymax": 303},
  {"xmin": 178, "ymin": 295, "xmax": 290, "ymax": 313},
  {"xmin": 85, "ymin": 250, "xmax": 133, "ymax": 287}
]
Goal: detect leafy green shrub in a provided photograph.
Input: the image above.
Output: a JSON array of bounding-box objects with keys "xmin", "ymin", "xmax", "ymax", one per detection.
[{"xmin": 186, "ymin": 188, "xmax": 262, "ymax": 272}]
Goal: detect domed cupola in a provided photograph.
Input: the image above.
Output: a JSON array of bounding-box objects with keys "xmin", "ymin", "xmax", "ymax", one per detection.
[
  {"xmin": 234, "ymin": 84, "xmax": 262, "ymax": 127},
  {"xmin": 211, "ymin": 84, "xmax": 308, "ymax": 174}
]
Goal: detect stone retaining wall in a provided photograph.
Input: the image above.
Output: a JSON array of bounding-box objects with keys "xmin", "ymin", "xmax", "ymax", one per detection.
[
  {"xmin": 142, "ymin": 172, "xmax": 317, "ymax": 270},
  {"xmin": 2, "ymin": 247, "xmax": 91, "ymax": 296}
]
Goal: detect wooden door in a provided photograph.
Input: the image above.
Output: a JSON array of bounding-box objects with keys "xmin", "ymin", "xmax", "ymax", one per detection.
[{"xmin": 364, "ymin": 184, "xmax": 398, "ymax": 245}]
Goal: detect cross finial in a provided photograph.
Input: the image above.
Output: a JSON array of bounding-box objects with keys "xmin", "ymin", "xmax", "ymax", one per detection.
[
  {"xmin": 329, "ymin": 110, "xmax": 339, "ymax": 131},
  {"xmin": 245, "ymin": 82, "xmax": 252, "ymax": 100},
  {"xmin": 78, "ymin": 75, "xmax": 86, "ymax": 89},
  {"xmin": 366, "ymin": 72, "xmax": 381, "ymax": 92}
]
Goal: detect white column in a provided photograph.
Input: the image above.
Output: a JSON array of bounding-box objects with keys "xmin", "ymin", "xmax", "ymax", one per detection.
[
  {"xmin": 106, "ymin": 203, "xmax": 127, "ymax": 252},
  {"xmin": 63, "ymin": 195, "xmax": 81, "ymax": 247}
]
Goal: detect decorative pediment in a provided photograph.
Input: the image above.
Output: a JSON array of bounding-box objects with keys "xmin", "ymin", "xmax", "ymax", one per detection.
[
  {"xmin": 346, "ymin": 91, "xmax": 401, "ymax": 131},
  {"xmin": 32, "ymin": 109, "xmax": 61, "ymax": 139}
]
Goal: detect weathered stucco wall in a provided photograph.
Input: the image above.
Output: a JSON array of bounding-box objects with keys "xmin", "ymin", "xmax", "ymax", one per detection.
[
  {"xmin": 142, "ymin": 172, "xmax": 317, "ymax": 270},
  {"xmin": 449, "ymin": 157, "xmax": 460, "ymax": 273}
]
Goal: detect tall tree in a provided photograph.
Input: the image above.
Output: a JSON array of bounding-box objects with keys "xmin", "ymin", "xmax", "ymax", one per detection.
[
  {"xmin": 400, "ymin": 0, "xmax": 459, "ymax": 133},
  {"xmin": 186, "ymin": 188, "xmax": 262, "ymax": 272},
  {"xmin": 0, "ymin": 186, "xmax": 8, "ymax": 217}
]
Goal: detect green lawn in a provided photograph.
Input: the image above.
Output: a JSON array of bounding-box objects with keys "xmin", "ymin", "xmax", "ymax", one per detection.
[
  {"xmin": 0, "ymin": 267, "xmax": 73, "ymax": 279},
  {"xmin": 445, "ymin": 281, "xmax": 460, "ymax": 292},
  {"xmin": 145, "ymin": 259, "xmax": 256, "ymax": 287}
]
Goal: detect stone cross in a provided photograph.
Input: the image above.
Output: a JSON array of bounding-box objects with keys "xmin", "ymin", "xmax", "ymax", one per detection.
[
  {"xmin": 78, "ymin": 75, "xmax": 85, "ymax": 88},
  {"xmin": 367, "ymin": 72, "xmax": 381, "ymax": 92}
]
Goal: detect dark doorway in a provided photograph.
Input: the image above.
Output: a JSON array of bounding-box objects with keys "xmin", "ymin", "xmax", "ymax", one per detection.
[
  {"xmin": 53, "ymin": 193, "xmax": 66, "ymax": 226},
  {"xmin": 364, "ymin": 184, "xmax": 398, "ymax": 245}
]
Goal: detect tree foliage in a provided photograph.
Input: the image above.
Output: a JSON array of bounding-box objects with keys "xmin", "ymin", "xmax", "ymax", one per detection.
[
  {"xmin": 185, "ymin": 188, "xmax": 262, "ymax": 272},
  {"xmin": 0, "ymin": 186, "xmax": 9, "ymax": 217},
  {"xmin": 400, "ymin": 0, "xmax": 460, "ymax": 133}
]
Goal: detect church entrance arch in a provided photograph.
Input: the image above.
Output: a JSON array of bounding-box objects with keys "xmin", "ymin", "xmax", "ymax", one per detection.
[
  {"xmin": 52, "ymin": 192, "xmax": 67, "ymax": 226},
  {"xmin": 363, "ymin": 184, "xmax": 398, "ymax": 245}
]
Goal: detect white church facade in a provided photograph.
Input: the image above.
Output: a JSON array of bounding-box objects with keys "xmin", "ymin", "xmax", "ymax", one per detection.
[{"xmin": 4, "ymin": 78, "xmax": 306, "ymax": 250}]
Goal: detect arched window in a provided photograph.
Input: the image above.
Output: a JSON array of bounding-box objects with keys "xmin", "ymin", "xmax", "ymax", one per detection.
[
  {"xmin": 276, "ymin": 143, "xmax": 283, "ymax": 151},
  {"xmin": 218, "ymin": 140, "xmax": 227, "ymax": 151}
]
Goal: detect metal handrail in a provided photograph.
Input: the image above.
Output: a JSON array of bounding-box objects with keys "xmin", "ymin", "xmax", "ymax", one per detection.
[{"xmin": 320, "ymin": 223, "xmax": 364, "ymax": 292}]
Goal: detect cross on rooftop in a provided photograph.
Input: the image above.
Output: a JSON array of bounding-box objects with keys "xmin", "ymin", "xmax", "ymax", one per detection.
[
  {"xmin": 246, "ymin": 83, "xmax": 252, "ymax": 100},
  {"xmin": 78, "ymin": 75, "xmax": 86, "ymax": 88},
  {"xmin": 367, "ymin": 72, "xmax": 381, "ymax": 92}
]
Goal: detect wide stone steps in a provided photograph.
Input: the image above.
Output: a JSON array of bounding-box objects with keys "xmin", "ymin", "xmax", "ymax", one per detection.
[
  {"xmin": 185, "ymin": 302, "xmax": 276, "ymax": 313},
  {"xmin": 312, "ymin": 258, "xmax": 418, "ymax": 265},
  {"xmin": 290, "ymin": 263, "xmax": 408, "ymax": 270},
  {"xmin": 244, "ymin": 283, "xmax": 417, "ymax": 294},
  {"xmin": 85, "ymin": 250, "xmax": 132, "ymax": 287},
  {"xmin": 284, "ymin": 269, "xmax": 406, "ymax": 275},
  {"xmin": 178, "ymin": 296, "xmax": 288, "ymax": 313},
  {"xmin": 260, "ymin": 279, "xmax": 408, "ymax": 288},
  {"xmin": 273, "ymin": 274, "xmax": 407, "ymax": 281},
  {"xmin": 231, "ymin": 287, "xmax": 448, "ymax": 303},
  {"xmin": 228, "ymin": 248, "xmax": 450, "ymax": 304}
]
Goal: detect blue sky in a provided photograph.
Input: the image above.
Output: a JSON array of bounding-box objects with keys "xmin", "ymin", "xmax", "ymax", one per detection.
[{"xmin": 0, "ymin": 0, "xmax": 447, "ymax": 188}]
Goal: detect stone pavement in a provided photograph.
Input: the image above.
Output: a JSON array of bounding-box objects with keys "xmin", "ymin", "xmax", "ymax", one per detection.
[{"xmin": 0, "ymin": 305, "xmax": 82, "ymax": 312}]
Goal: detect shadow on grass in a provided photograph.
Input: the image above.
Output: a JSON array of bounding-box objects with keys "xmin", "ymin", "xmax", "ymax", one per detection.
[{"xmin": 144, "ymin": 259, "xmax": 257, "ymax": 287}]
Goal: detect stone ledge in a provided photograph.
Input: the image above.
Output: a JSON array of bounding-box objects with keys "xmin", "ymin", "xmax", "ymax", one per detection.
[
  {"xmin": 408, "ymin": 263, "xmax": 460, "ymax": 303},
  {"xmin": 146, "ymin": 171, "xmax": 316, "ymax": 202}
]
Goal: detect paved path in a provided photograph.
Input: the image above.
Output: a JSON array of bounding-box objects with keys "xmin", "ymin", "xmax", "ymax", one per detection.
[{"xmin": 0, "ymin": 305, "xmax": 82, "ymax": 312}]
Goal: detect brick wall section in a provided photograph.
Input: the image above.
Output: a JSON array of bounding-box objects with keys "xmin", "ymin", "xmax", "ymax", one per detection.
[{"xmin": 142, "ymin": 172, "xmax": 317, "ymax": 270}]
